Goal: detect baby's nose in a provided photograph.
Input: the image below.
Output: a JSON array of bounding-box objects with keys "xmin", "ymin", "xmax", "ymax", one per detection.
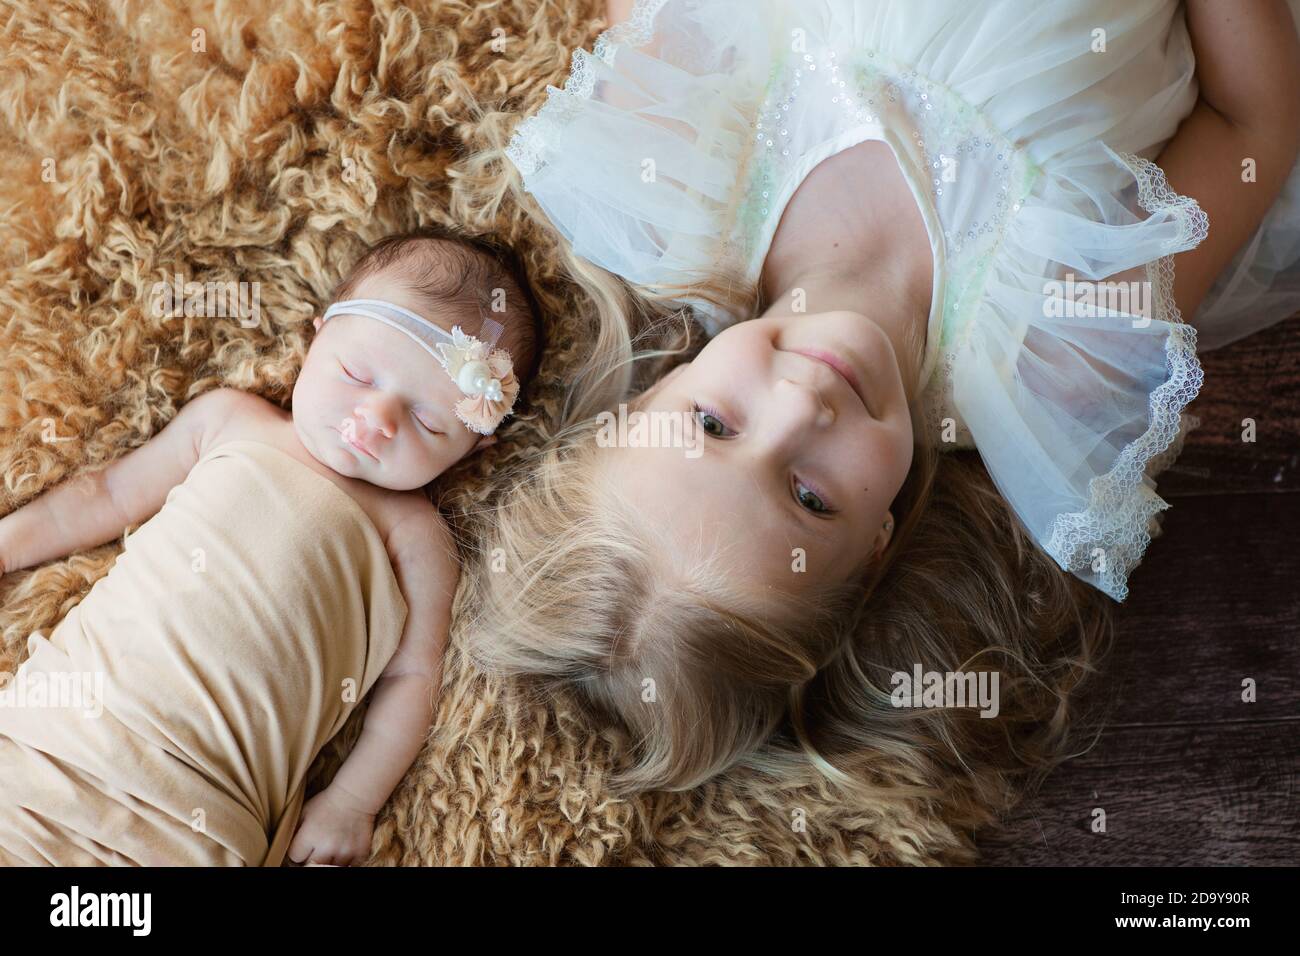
[{"xmin": 355, "ymin": 400, "xmax": 396, "ymax": 438}]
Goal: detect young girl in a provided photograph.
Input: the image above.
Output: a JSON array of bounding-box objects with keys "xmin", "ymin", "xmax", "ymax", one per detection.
[
  {"xmin": 0, "ymin": 227, "xmax": 539, "ymax": 865},
  {"xmin": 469, "ymin": 0, "xmax": 1300, "ymax": 796}
]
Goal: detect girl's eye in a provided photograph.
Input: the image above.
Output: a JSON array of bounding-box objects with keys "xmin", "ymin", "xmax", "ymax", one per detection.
[
  {"xmin": 413, "ymin": 411, "xmax": 438, "ymax": 434},
  {"xmin": 692, "ymin": 402, "xmax": 735, "ymax": 438},
  {"xmin": 794, "ymin": 479, "xmax": 835, "ymax": 515},
  {"xmin": 340, "ymin": 362, "xmax": 371, "ymax": 385}
]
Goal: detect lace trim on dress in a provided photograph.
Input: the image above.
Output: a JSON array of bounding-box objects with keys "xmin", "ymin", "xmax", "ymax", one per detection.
[
  {"xmin": 1042, "ymin": 150, "xmax": 1208, "ymax": 602},
  {"xmin": 505, "ymin": 0, "xmax": 671, "ymax": 176}
]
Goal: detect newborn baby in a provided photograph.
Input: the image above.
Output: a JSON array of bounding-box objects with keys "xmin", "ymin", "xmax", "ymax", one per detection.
[{"xmin": 0, "ymin": 227, "xmax": 539, "ymax": 866}]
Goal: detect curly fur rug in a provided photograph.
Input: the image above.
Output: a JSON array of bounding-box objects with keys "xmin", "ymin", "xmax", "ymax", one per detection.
[{"xmin": 0, "ymin": 0, "xmax": 1002, "ymax": 864}]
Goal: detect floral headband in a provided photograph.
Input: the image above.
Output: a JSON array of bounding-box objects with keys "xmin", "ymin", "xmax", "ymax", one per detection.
[{"xmin": 320, "ymin": 298, "xmax": 519, "ymax": 435}]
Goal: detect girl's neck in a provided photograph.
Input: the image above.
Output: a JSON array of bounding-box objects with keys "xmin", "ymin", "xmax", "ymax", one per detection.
[{"xmin": 755, "ymin": 139, "xmax": 935, "ymax": 407}]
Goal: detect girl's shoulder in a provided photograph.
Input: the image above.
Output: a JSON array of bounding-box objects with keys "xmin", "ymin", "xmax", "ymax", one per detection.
[
  {"xmin": 205, "ymin": 394, "xmax": 419, "ymax": 551},
  {"xmin": 196, "ymin": 388, "xmax": 280, "ymax": 451}
]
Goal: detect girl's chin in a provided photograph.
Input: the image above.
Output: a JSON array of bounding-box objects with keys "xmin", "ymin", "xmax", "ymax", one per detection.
[
  {"xmin": 328, "ymin": 427, "xmax": 371, "ymax": 464},
  {"xmin": 303, "ymin": 426, "xmax": 357, "ymax": 472}
]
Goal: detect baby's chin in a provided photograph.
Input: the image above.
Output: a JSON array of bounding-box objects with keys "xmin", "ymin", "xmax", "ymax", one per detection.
[{"xmin": 289, "ymin": 416, "xmax": 435, "ymax": 489}]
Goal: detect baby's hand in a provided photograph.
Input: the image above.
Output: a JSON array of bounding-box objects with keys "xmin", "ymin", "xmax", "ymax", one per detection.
[{"xmin": 287, "ymin": 786, "xmax": 376, "ymax": 866}]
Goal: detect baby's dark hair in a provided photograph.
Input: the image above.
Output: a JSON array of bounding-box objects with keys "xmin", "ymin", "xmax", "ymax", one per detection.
[{"xmin": 330, "ymin": 224, "xmax": 543, "ymax": 387}]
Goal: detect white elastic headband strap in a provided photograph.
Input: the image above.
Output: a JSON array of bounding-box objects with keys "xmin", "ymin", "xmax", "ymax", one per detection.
[{"xmin": 321, "ymin": 298, "xmax": 453, "ymax": 361}]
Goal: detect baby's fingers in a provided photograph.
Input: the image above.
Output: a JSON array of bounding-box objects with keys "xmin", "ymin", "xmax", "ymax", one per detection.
[{"xmin": 287, "ymin": 829, "xmax": 317, "ymax": 865}]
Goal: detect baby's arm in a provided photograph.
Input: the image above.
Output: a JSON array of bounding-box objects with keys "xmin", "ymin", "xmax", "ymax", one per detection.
[
  {"xmin": 0, "ymin": 387, "xmax": 242, "ymax": 576},
  {"xmin": 288, "ymin": 506, "xmax": 456, "ymax": 864},
  {"xmin": 1154, "ymin": 0, "xmax": 1300, "ymax": 322}
]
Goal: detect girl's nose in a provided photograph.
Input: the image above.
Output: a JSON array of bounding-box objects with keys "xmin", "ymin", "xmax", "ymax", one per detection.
[
  {"xmin": 775, "ymin": 377, "xmax": 836, "ymax": 429},
  {"xmin": 757, "ymin": 378, "xmax": 834, "ymax": 459},
  {"xmin": 354, "ymin": 398, "xmax": 397, "ymax": 439}
]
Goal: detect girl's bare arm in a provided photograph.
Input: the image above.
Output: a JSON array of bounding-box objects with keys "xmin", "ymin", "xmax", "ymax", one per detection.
[
  {"xmin": 322, "ymin": 507, "xmax": 456, "ymax": 817},
  {"xmin": 0, "ymin": 388, "xmax": 242, "ymax": 575},
  {"xmin": 1154, "ymin": 0, "xmax": 1300, "ymax": 323}
]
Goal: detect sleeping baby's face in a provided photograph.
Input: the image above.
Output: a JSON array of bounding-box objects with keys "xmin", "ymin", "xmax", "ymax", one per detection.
[{"xmin": 291, "ymin": 275, "xmax": 496, "ymax": 492}]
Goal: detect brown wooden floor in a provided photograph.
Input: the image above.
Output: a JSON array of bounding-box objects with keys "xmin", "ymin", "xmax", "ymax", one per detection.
[{"xmin": 976, "ymin": 314, "xmax": 1300, "ymax": 865}]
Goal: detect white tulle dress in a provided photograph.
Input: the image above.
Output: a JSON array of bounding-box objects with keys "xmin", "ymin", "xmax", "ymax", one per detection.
[{"xmin": 505, "ymin": 0, "xmax": 1300, "ymax": 602}]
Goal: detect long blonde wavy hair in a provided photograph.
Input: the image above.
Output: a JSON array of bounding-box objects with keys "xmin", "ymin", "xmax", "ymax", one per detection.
[{"xmin": 453, "ymin": 110, "xmax": 1115, "ymax": 812}]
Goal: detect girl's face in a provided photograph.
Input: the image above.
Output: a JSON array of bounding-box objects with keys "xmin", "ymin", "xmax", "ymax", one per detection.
[
  {"xmin": 601, "ymin": 311, "xmax": 915, "ymax": 592},
  {"xmin": 292, "ymin": 296, "xmax": 493, "ymax": 491}
]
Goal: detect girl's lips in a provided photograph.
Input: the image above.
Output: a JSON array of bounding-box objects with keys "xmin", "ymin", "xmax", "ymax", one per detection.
[
  {"xmin": 789, "ymin": 347, "xmax": 869, "ymax": 412},
  {"xmin": 335, "ymin": 426, "xmax": 378, "ymax": 461}
]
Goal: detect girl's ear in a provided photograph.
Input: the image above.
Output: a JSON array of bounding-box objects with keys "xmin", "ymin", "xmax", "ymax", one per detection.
[
  {"xmin": 313, "ymin": 315, "xmax": 323, "ymax": 333},
  {"xmin": 873, "ymin": 511, "xmax": 896, "ymax": 558},
  {"xmin": 859, "ymin": 514, "xmax": 895, "ymax": 585}
]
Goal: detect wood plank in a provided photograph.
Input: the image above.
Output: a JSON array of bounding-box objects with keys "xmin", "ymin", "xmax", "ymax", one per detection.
[
  {"xmin": 1160, "ymin": 314, "xmax": 1300, "ymax": 497},
  {"xmin": 976, "ymin": 721, "xmax": 1299, "ymax": 865},
  {"xmin": 977, "ymin": 486, "xmax": 1299, "ymax": 865},
  {"xmin": 1113, "ymin": 493, "xmax": 1300, "ymax": 725}
]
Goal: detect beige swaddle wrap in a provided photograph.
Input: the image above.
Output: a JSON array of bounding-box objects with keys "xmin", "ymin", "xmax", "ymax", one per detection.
[{"xmin": 0, "ymin": 438, "xmax": 407, "ymax": 865}]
